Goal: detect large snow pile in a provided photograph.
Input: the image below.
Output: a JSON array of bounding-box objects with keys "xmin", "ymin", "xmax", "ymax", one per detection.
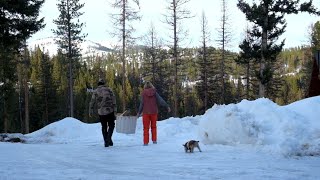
[
  {"xmin": 25, "ymin": 118, "xmax": 101, "ymax": 144},
  {"xmin": 198, "ymin": 97, "xmax": 320, "ymax": 156}
]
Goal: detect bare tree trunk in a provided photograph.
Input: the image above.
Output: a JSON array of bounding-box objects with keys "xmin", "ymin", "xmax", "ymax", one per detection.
[
  {"xmin": 217, "ymin": 0, "xmax": 232, "ymax": 104},
  {"xmin": 220, "ymin": 0, "xmax": 228, "ymax": 104},
  {"xmin": 4, "ymin": 99, "xmax": 8, "ymax": 133},
  {"xmin": 23, "ymin": 43, "xmax": 27, "ymax": 133},
  {"xmin": 44, "ymin": 77, "xmax": 49, "ymax": 125},
  {"xmin": 122, "ymin": 0, "xmax": 126, "ymax": 112},
  {"xmin": 17, "ymin": 61, "xmax": 23, "ymax": 133},
  {"xmin": 260, "ymin": 4, "xmax": 268, "ymax": 98},
  {"xmin": 41, "ymin": 47, "xmax": 49, "ymax": 125},
  {"xmin": 246, "ymin": 62, "xmax": 250, "ymax": 100},
  {"xmin": 203, "ymin": 44, "xmax": 207, "ymax": 111},
  {"xmin": 201, "ymin": 12, "xmax": 208, "ymax": 111},
  {"xmin": 173, "ymin": 0, "xmax": 178, "ymax": 117},
  {"xmin": 221, "ymin": 0, "xmax": 226, "ymax": 104},
  {"xmin": 151, "ymin": 27, "xmax": 156, "ymax": 84},
  {"xmin": 67, "ymin": 0, "xmax": 74, "ymax": 117},
  {"xmin": 164, "ymin": 0, "xmax": 192, "ymax": 116},
  {"xmin": 110, "ymin": 0, "xmax": 140, "ymax": 113},
  {"xmin": 24, "ymin": 74, "xmax": 29, "ymax": 133}
]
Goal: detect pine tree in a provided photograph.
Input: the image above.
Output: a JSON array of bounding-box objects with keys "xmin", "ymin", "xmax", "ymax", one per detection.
[
  {"xmin": 110, "ymin": 0, "xmax": 141, "ymax": 112},
  {"xmin": 311, "ymin": 21, "xmax": 320, "ymax": 51},
  {"xmin": 237, "ymin": 0, "xmax": 319, "ymax": 98},
  {"xmin": 307, "ymin": 20, "xmax": 320, "ymax": 97},
  {"xmin": 216, "ymin": 0, "xmax": 233, "ymax": 104},
  {"xmin": 125, "ymin": 47, "xmax": 143, "ymax": 115},
  {"xmin": 51, "ymin": 51, "xmax": 69, "ymax": 119},
  {"xmin": 16, "ymin": 44, "xmax": 34, "ymax": 133},
  {"xmin": 300, "ymin": 47, "xmax": 313, "ymax": 98},
  {"xmin": 236, "ymin": 27, "xmax": 260, "ymax": 100},
  {"xmin": 196, "ymin": 12, "xmax": 214, "ymax": 111},
  {"xmin": 143, "ymin": 23, "xmax": 161, "ymax": 84},
  {"xmin": 53, "ymin": 0, "xmax": 87, "ymax": 117},
  {"xmin": 29, "ymin": 47, "xmax": 55, "ymax": 129},
  {"xmin": 180, "ymin": 48, "xmax": 197, "ymax": 116},
  {"xmin": 264, "ymin": 57, "xmax": 284, "ymax": 102},
  {"xmin": 0, "ymin": 0, "xmax": 44, "ymax": 133},
  {"xmin": 164, "ymin": 0, "xmax": 193, "ymax": 117},
  {"xmin": 74, "ymin": 66, "xmax": 88, "ymax": 120}
]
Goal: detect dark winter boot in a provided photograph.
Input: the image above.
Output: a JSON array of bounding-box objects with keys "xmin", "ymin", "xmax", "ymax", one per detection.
[
  {"xmin": 102, "ymin": 128, "xmax": 109, "ymax": 147},
  {"xmin": 107, "ymin": 126, "xmax": 114, "ymax": 146}
]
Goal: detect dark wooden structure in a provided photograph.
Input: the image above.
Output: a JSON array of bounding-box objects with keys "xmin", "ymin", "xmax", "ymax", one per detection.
[{"xmin": 308, "ymin": 51, "xmax": 320, "ymax": 97}]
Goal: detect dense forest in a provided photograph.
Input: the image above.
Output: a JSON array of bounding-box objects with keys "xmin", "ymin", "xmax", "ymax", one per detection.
[{"xmin": 1, "ymin": 0, "xmax": 319, "ymax": 133}]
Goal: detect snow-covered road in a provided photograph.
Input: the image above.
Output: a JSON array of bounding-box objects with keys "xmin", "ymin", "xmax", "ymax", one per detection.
[{"xmin": 1, "ymin": 140, "xmax": 319, "ymax": 180}]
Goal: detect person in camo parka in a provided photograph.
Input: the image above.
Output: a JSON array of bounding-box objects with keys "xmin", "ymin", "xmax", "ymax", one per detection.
[{"xmin": 89, "ymin": 78, "xmax": 117, "ymax": 147}]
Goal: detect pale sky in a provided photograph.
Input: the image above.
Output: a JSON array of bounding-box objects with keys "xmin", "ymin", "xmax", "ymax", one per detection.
[{"xmin": 29, "ymin": 0, "xmax": 320, "ymax": 52}]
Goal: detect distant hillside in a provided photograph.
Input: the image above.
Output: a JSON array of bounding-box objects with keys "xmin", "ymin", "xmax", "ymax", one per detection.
[{"xmin": 27, "ymin": 37, "xmax": 114, "ymax": 57}]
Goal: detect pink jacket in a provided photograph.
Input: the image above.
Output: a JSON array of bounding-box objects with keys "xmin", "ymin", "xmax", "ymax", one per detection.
[{"xmin": 138, "ymin": 88, "xmax": 169, "ymax": 115}]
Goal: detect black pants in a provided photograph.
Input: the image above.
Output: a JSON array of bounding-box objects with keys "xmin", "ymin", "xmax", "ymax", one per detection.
[{"xmin": 99, "ymin": 112, "xmax": 116, "ymax": 146}]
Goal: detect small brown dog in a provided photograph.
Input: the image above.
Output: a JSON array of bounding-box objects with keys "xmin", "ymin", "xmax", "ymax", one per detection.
[{"xmin": 183, "ymin": 140, "xmax": 202, "ymax": 153}]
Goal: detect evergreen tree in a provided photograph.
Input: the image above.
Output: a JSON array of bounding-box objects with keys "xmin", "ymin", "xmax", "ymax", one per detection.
[
  {"xmin": 29, "ymin": 48, "xmax": 55, "ymax": 130},
  {"xmin": 300, "ymin": 47, "xmax": 313, "ymax": 98},
  {"xmin": 125, "ymin": 48, "xmax": 142, "ymax": 115},
  {"xmin": 110, "ymin": 0, "xmax": 141, "ymax": 112},
  {"xmin": 74, "ymin": 66, "xmax": 89, "ymax": 120},
  {"xmin": 180, "ymin": 48, "xmax": 198, "ymax": 116},
  {"xmin": 164, "ymin": 0, "xmax": 193, "ymax": 117},
  {"xmin": 264, "ymin": 58, "xmax": 284, "ymax": 102},
  {"xmin": 52, "ymin": 51, "xmax": 69, "ymax": 119},
  {"xmin": 236, "ymin": 27, "xmax": 260, "ymax": 100},
  {"xmin": 237, "ymin": 0, "xmax": 319, "ymax": 98},
  {"xmin": 196, "ymin": 12, "xmax": 214, "ymax": 111},
  {"xmin": 53, "ymin": 0, "xmax": 87, "ymax": 117},
  {"xmin": 311, "ymin": 21, "xmax": 320, "ymax": 51},
  {"xmin": 17, "ymin": 48, "xmax": 29, "ymax": 133},
  {"xmin": 216, "ymin": 0, "xmax": 233, "ymax": 104},
  {"xmin": 143, "ymin": 23, "xmax": 161, "ymax": 84},
  {"xmin": 0, "ymin": 0, "xmax": 44, "ymax": 133}
]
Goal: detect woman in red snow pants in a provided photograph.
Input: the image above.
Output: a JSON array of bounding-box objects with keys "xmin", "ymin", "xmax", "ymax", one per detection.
[{"xmin": 138, "ymin": 81, "xmax": 171, "ymax": 145}]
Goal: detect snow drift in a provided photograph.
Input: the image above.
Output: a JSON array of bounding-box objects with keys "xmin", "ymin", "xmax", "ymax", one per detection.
[{"xmin": 198, "ymin": 97, "xmax": 320, "ymax": 156}]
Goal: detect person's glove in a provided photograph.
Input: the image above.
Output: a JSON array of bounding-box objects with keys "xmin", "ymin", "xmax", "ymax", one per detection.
[{"xmin": 113, "ymin": 112, "xmax": 117, "ymax": 120}]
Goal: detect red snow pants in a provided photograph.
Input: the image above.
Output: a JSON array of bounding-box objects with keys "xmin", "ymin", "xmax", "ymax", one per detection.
[{"xmin": 142, "ymin": 114, "xmax": 158, "ymax": 145}]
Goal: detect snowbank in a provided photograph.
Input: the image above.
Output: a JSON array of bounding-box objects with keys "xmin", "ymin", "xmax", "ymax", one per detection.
[
  {"xmin": 198, "ymin": 97, "xmax": 320, "ymax": 156},
  {"xmin": 25, "ymin": 118, "xmax": 101, "ymax": 144}
]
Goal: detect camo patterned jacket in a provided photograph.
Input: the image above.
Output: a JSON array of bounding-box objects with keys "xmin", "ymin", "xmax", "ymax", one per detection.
[{"xmin": 89, "ymin": 85, "xmax": 117, "ymax": 116}]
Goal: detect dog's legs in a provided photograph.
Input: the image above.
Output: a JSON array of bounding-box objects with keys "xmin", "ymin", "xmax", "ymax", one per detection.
[{"xmin": 198, "ymin": 146, "xmax": 202, "ymax": 152}]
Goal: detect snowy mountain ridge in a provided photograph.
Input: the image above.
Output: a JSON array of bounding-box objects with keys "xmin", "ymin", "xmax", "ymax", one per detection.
[{"xmin": 28, "ymin": 37, "xmax": 115, "ymax": 57}]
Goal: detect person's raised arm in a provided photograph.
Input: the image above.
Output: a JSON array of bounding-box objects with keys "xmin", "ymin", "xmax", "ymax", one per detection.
[{"xmin": 137, "ymin": 95, "xmax": 144, "ymax": 117}]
